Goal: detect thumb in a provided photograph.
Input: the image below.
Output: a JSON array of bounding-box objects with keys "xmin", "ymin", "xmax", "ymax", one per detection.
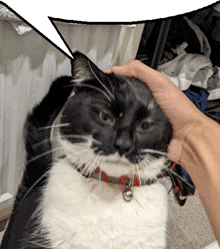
[{"xmin": 105, "ymin": 63, "xmax": 137, "ymax": 78}]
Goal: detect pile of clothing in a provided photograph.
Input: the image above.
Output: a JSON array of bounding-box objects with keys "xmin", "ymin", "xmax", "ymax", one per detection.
[{"xmin": 136, "ymin": 3, "xmax": 220, "ymax": 100}]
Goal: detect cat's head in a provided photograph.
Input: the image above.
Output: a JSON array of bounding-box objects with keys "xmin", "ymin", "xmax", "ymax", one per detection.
[{"xmin": 59, "ymin": 51, "xmax": 172, "ymax": 180}]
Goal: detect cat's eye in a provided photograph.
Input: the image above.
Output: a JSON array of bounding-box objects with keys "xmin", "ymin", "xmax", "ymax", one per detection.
[
  {"xmin": 136, "ymin": 121, "xmax": 153, "ymax": 132},
  {"xmin": 99, "ymin": 111, "xmax": 115, "ymax": 126}
]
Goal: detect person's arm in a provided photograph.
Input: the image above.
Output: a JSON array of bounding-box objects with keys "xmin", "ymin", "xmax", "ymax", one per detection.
[{"xmin": 106, "ymin": 60, "xmax": 220, "ymax": 244}]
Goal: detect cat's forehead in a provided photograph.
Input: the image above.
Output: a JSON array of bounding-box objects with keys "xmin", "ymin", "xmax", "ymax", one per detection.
[{"xmin": 112, "ymin": 75, "xmax": 153, "ymax": 106}]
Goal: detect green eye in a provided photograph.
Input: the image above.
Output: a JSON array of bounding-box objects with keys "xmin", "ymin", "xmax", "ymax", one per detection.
[
  {"xmin": 136, "ymin": 121, "xmax": 153, "ymax": 132},
  {"xmin": 99, "ymin": 111, "xmax": 115, "ymax": 126},
  {"xmin": 141, "ymin": 122, "xmax": 151, "ymax": 130}
]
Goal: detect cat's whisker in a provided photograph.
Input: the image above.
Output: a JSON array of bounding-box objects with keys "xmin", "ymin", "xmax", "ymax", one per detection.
[
  {"xmin": 32, "ymin": 138, "xmax": 51, "ymax": 148},
  {"xmin": 13, "ymin": 170, "xmax": 50, "ymax": 219},
  {"xmin": 99, "ymin": 158, "xmax": 103, "ymax": 187},
  {"xmin": 161, "ymin": 168, "xmax": 177, "ymax": 193},
  {"xmin": 77, "ymin": 83, "xmax": 112, "ymax": 102},
  {"xmin": 80, "ymin": 149, "xmax": 100, "ymax": 176},
  {"xmin": 125, "ymin": 78, "xmax": 136, "ymax": 92},
  {"xmin": 155, "ymin": 170, "xmax": 167, "ymax": 185},
  {"xmin": 72, "ymin": 79, "xmax": 86, "ymax": 83},
  {"xmin": 135, "ymin": 163, "xmax": 142, "ymax": 186},
  {"xmin": 158, "ymin": 169, "xmax": 168, "ymax": 181},
  {"xmin": 36, "ymin": 123, "xmax": 70, "ymax": 131},
  {"xmin": 165, "ymin": 168, "xmax": 195, "ymax": 189},
  {"xmin": 78, "ymin": 148, "xmax": 98, "ymax": 174},
  {"xmin": 31, "ymin": 132, "xmax": 61, "ymax": 148},
  {"xmin": 138, "ymin": 57, "xmax": 149, "ymax": 62},
  {"xmin": 141, "ymin": 154, "xmax": 152, "ymax": 165},
  {"xmin": 132, "ymin": 165, "xmax": 135, "ymax": 187},
  {"xmin": 88, "ymin": 153, "xmax": 100, "ymax": 177},
  {"xmin": 27, "ymin": 146, "xmax": 62, "ymax": 163},
  {"xmin": 148, "ymin": 98, "xmax": 158, "ymax": 110},
  {"xmin": 80, "ymin": 162, "xmax": 89, "ymax": 175},
  {"xmin": 141, "ymin": 149, "xmax": 168, "ymax": 157},
  {"xmin": 63, "ymin": 134, "xmax": 102, "ymax": 145},
  {"xmin": 106, "ymin": 77, "xmax": 115, "ymax": 100},
  {"xmin": 88, "ymin": 60, "xmax": 115, "ymax": 101}
]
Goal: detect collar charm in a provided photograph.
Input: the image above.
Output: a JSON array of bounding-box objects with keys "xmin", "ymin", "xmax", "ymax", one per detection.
[
  {"xmin": 78, "ymin": 164, "xmax": 157, "ymax": 202},
  {"xmin": 122, "ymin": 182, "xmax": 133, "ymax": 202},
  {"xmin": 77, "ymin": 162, "xmax": 196, "ymax": 205}
]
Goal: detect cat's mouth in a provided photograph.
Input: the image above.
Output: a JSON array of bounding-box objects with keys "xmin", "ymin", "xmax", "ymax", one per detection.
[
  {"xmin": 60, "ymin": 137, "xmax": 170, "ymax": 180},
  {"xmin": 96, "ymin": 146, "xmax": 168, "ymax": 165},
  {"xmin": 104, "ymin": 152, "xmax": 136, "ymax": 165}
]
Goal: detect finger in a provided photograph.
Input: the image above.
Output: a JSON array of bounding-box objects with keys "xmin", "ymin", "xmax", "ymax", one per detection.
[
  {"xmin": 104, "ymin": 69, "xmax": 112, "ymax": 74},
  {"xmin": 133, "ymin": 62, "xmax": 204, "ymax": 130},
  {"xmin": 105, "ymin": 64, "xmax": 136, "ymax": 78}
]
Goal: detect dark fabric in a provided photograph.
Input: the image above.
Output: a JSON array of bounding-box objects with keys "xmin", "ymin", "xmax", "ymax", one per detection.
[
  {"xmin": 189, "ymin": 6, "xmax": 220, "ymax": 66},
  {"xmin": 136, "ymin": 16, "xmax": 202, "ymax": 66},
  {"xmin": 205, "ymin": 111, "xmax": 220, "ymax": 124},
  {"xmin": 169, "ymin": 163, "xmax": 195, "ymax": 206},
  {"xmin": 136, "ymin": 6, "xmax": 220, "ymax": 66},
  {"xmin": 136, "ymin": 21, "xmax": 155, "ymax": 65},
  {"xmin": 183, "ymin": 85, "xmax": 209, "ymax": 112},
  {"xmin": 189, "ymin": 7, "xmax": 211, "ymax": 25}
]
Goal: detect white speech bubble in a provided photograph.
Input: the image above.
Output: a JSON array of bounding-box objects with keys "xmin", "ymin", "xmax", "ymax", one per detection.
[{"xmin": 2, "ymin": 0, "xmax": 218, "ymax": 60}]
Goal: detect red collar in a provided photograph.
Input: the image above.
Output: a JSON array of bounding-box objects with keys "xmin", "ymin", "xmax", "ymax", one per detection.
[
  {"xmin": 78, "ymin": 162, "xmax": 195, "ymax": 206},
  {"xmin": 78, "ymin": 164, "xmax": 157, "ymax": 186}
]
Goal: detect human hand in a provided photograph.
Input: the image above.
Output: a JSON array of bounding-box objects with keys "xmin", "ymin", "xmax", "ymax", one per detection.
[{"xmin": 105, "ymin": 60, "xmax": 206, "ymax": 163}]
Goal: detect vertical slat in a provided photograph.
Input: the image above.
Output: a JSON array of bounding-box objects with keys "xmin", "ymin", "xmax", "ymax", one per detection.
[
  {"xmin": 151, "ymin": 19, "xmax": 171, "ymax": 70},
  {"xmin": 0, "ymin": 20, "xmax": 5, "ymax": 196}
]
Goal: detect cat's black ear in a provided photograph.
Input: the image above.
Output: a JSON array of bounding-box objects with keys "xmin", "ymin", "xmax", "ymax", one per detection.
[
  {"xmin": 71, "ymin": 51, "xmax": 114, "ymax": 100},
  {"xmin": 71, "ymin": 51, "xmax": 104, "ymax": 83}
]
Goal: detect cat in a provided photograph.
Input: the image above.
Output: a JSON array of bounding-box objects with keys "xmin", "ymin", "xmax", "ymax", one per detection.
[{"xmin": 1, "ymin": 51, "xmax": 172, "ymax": 249}]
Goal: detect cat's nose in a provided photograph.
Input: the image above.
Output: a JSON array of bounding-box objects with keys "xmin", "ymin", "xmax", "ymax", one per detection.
[{"xmin": 113, "ymin": 132, "xmax": 133, "ymax": 155}]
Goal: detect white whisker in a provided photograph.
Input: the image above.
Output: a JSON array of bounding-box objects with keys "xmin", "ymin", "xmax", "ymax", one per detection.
[
  {"xmin": 168, "ymin": 169, "xmax": 194, "ymax": 189},
  {"xmin": 138, "ymin": 57, "xmax": 149, "ymax": 62},
  {"xmin": 78, "ymin": 83, "xmax": 112, "ymax": 102},
  {"xmin": 132, "ymin": 165, "xmax": 135, "ymax": 187},
  {"xmin": 32, "ymin": 138, "xmax": 51, "ymax": 148},
  {"xmin": 81, "ymin": 157, "xmax": 94, "ymax": 175},
  {"xmin": 27, "ymin": 146, "xmax": 62, "ymax": 163},
  {"xmin": 141, "ymin": 149, "xmax": 168, "ymax": 157},
  {"xmin": 205, "ymin": 111, "xmax": 220, "ymax": 121},
  {"xmin": 88, "ymin": 60, "xmax": 115, "ymax": 101},
  {"xmin": 135, "ymin": 164, "xmax": 142, "ymax": 186},
  {"xmin": 89, "ymin": 153, "xmax": 102, "ymax": 177},
  {"xmin": 99, "ymin": 158, "xmax": 104, "ymax": 192},
  {"xmin": 63, "ymin": 134, "xmax": 102, "ymax": 145},
  {"xmin": 106, "ymin": 77, "xmax": 115, "ymax": 100},
  {"xmin": 37, "ymin": 123, "xmax": 69, "ymax": 131},
  {"xmin": 125, "ymin": 78, "xmax": 136, "ymax": 92}
]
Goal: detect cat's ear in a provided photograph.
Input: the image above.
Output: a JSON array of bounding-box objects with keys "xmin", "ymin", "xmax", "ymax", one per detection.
[
  {"xmin": 71, "ymin": 51, "xmax": 114, "ymax": 100},
  {"xmin": 71, "ymin": 51, "xmax": 105, "ymax": 85}
]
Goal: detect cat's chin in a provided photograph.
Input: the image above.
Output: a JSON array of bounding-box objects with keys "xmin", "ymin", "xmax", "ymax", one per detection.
[
  {"xmin": 101, "ymin": 154, "xmax": 168, "ymax": 180},
  {"xmin": 59, "ymin": 138, "xmax": 168, "ymax": 181}
]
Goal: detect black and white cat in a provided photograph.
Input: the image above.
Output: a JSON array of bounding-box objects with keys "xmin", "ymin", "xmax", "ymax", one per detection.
[{"xmin": 1, "ymin": 51, "xmax": 172, "ymax": 249}]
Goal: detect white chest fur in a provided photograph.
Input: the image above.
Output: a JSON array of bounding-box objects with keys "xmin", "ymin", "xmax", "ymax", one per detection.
[{"xmin": 40, "ymin": 158, "xmax": 168, "ymax": 249}]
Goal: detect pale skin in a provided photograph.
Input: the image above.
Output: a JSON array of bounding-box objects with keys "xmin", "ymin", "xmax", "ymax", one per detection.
[{"xmin": 106, "ymin": 60, "xmax": 220, "ymax": 245}]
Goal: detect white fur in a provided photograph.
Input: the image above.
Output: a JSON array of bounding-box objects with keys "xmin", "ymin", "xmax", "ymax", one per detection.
[
  {"xmin": 60, "ymin": 139, "xmax": 168, "ymax": 180},
  {"xmin": 38, "ymin": 139, "xmax": 169, "ymax": 249}
]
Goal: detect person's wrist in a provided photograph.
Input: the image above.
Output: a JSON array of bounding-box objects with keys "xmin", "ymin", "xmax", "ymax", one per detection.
[{"xmin": 168, "ymin": 112, "xmax": 206, "ymax": 165}]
